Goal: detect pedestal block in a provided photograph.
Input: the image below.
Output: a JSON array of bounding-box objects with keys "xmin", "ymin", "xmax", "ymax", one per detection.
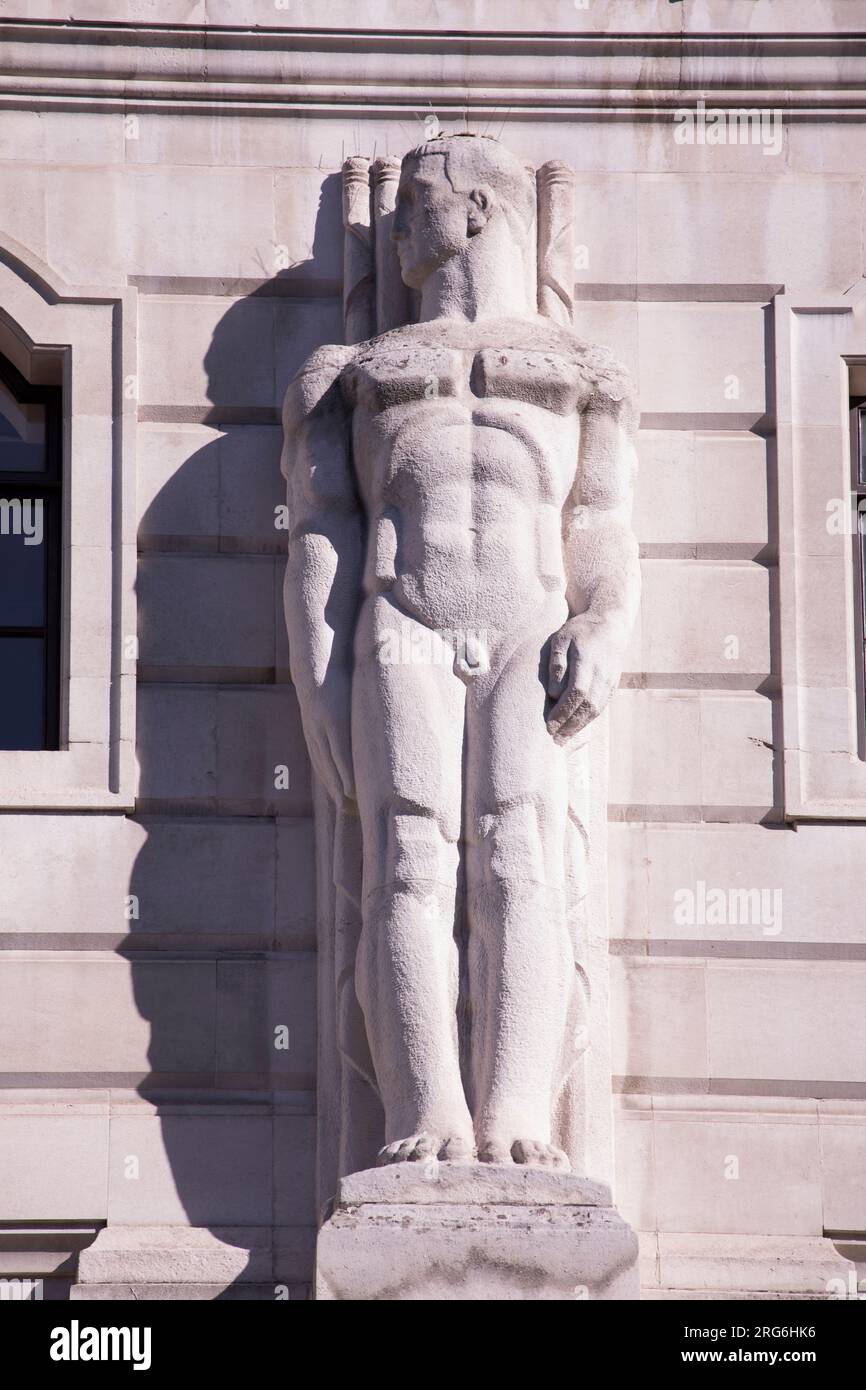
[
  {"xmin": 69, "ymin": 1226, "xmax": 312, "ymax": 1300},
  {"xmin": 315, "ymin": 1163, "xmax": 640, "ymax": 1301}
]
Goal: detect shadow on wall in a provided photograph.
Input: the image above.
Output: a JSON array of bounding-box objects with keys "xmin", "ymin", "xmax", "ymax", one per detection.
[{"xmin": 118, "ymin": 174, "xmax": 343, "ymax": 1300}]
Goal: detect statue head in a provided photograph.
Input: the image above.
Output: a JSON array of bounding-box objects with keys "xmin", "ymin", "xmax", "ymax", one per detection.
[{"xmin": 392, "ymin": 133, "xmax": 536, "ymax": 291}]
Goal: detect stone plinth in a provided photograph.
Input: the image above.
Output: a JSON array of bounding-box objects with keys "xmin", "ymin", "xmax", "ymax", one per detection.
[
  {"xmin": 315, "ymin": 1163, "xmax": 640, "ymax": 1301},
  {"xmin": 70, "ymin": 1227, "xmax": 312, "ymax": 1301}
]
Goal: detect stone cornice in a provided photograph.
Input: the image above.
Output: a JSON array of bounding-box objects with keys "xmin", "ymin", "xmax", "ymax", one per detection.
[{"xmin": 1, "ymin": 22, "xmax": 865, "ymax": 116}]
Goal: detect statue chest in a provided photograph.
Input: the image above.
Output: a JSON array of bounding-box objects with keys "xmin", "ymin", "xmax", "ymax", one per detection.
[{"xmin": 344, "ymin": 345, "xmax": 583, "ymax": 418}]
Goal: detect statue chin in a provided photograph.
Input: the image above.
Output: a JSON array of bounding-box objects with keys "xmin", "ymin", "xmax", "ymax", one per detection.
[
  {"xmin": 395, "ymin": 257, "xmax": 428, "ymax": 291},
  {"xmin": 396, "ymin": 244, "xmax": 463, "ymax": 293}
]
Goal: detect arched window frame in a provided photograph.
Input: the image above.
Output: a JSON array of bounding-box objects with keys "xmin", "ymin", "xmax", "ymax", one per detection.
[
  {"xmin": 0, "ymin": 349, "xmax": 62, "ymax": 749},
  {"xmin": 0, "ymin": 235, "xmax": 137, "ymax": 808}
]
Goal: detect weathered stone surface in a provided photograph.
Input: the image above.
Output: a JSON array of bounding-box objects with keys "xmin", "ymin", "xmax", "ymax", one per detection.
[
  {"xmin": 337, "ymin": 1162, "xmax": 612, "ymax": 1208},
  {"xmin": 285, "ymin": 132, "xmax": 640, "ymax": 1188},
  {"xmin": 317, "ymin": 1165, "xmax": 639, "ymax": 1301}
]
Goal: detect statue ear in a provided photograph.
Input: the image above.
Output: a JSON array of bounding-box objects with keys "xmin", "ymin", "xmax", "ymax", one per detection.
[{"xmin": 467, "ymin": 184, "xmax": 495, "ymax": 235}]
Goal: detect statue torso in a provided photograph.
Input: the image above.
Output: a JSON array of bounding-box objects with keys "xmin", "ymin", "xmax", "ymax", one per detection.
[{"xmin": 340, "ymin": 318, "xmax": 628, "ymax": 631}]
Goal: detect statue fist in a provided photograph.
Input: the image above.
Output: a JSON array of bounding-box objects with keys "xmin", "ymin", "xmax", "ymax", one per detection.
[{"xmin": 545, "ymin": 615, "xmax": 626, "ymax": 744}]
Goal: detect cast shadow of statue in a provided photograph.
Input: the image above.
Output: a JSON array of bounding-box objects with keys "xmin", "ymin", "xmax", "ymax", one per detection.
[{"xmin": 120, "ymin": 173, "xmax": 341, "ymax": 1299}]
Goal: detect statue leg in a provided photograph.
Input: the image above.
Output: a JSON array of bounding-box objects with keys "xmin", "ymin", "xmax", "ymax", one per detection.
[
  {"xmin": 352, "ymin": 597, "xmax": 475, "ymax": 1163},
  {"xmin": 464, "ymin": 616, "xmax": 575, "ymax": 1168}
]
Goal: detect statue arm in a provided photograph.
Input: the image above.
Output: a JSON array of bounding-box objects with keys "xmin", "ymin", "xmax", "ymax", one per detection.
[
  {"xmin": 546, "ymin": 367, "xmax": 640, "ymax": 743},
  {"xmin": 281, "ymin": 346, "xmax": 363, "ymax": 800}
]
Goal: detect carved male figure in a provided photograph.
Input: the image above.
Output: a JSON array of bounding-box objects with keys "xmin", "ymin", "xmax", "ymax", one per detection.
[{"xmin": 283, "ymin": 135, "xmax": 640, "ymax": 1169}]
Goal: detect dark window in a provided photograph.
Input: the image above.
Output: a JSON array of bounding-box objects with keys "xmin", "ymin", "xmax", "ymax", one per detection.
[{"xmin": 0, "ymin": 353, "xmax": 61, "ymax": 749}]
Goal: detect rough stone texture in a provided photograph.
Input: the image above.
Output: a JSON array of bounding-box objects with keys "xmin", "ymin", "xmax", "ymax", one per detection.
[
  {"xmin": 283, "ymin": 134, "xmax": 640, "ymax": 1198},
  {"xmin": 337, "ymin": 1162, "xmax": 612, "ymax": 1208},
  {"xmin": 316, "ymin": 1164, "xmax": 639, "ymax": 1301}
]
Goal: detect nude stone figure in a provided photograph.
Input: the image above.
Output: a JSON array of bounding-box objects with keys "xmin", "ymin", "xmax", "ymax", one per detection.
[{"xmin": 282, "ymin": 135, "xmax": 640, "ymax": 1171}]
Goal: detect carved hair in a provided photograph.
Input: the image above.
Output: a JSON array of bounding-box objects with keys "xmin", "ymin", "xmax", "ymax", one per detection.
[{"xmin": 404, "ymin": 133, "xmax": 537, "ymax": 241}]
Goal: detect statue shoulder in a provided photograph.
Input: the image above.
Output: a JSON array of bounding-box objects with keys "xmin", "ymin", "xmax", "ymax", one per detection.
[
  {"xmin": 562, "ymin": 331, "xmax": 638, "ymax": 428},
  {"xmin": 523, "ymin": 319, "xmax": 636, "ymax": 421},
  {"xmin": 282, "ymin": 343, "xmax": 356, "ymax": 435}
]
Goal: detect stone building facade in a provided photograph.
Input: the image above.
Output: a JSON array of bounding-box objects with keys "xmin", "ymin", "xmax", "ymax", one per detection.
[{"xmin": 0, "ymin": 0, "xmax": 864, "ymax": 1299}]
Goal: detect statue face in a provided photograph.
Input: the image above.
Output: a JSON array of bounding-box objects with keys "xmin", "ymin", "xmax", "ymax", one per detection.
[{"xmin": 392, "ymin": 155, "xmax": 474, "ymax": 290}]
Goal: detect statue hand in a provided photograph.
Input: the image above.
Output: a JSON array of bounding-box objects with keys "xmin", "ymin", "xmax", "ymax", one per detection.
[
  {"xmin": 302, "ymin": 668, "xmax": 356, "ymax": 804},
  {"xmin": 545, "ymin": 615, "xmax": 626, "ymax": 744}
]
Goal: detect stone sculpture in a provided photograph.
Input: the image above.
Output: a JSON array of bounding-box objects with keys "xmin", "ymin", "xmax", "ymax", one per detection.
[{"xmin": 282, "ymin": 134, "xmax": 640, "ymax": 1184}]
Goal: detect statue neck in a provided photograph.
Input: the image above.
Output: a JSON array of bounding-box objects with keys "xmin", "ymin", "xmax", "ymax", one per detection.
[{"xmin": 418, "ymin": 230, "xmax": 533, "ymax": 324}]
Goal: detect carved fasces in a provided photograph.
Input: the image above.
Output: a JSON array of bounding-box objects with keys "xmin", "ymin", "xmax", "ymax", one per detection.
[
  {"xmin": 370, "ymin": 156, "xmax": 413, "ymax": 335},
  {"xmin": 536, "ymin": 161, "xmax": 576, "ymax": 327},
  {"xmin": 342, "ymin": 156, "xmax": 375, "ymax": 345}
]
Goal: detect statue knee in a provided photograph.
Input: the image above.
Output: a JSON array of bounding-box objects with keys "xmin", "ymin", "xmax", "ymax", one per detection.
[
  {"xmin": 358, "ymin": 810, "xmax": 459, "ymax": 957},
  {"xmin": 378, "ymin": 808, "xmax": 459, "ymax": 889},
  {"xmin": 473, "ymin": 801, "xmax": 547, "ymax": 886}
]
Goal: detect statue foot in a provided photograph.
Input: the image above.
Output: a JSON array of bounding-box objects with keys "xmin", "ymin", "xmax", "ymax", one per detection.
[
  {"xmin": 478, "ymin": 1137, "xmax": 571, "ymax": 1170},
  {"xmin": 377, "ymin": 1131, "xmax": 476, "ymax": 1165}
]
